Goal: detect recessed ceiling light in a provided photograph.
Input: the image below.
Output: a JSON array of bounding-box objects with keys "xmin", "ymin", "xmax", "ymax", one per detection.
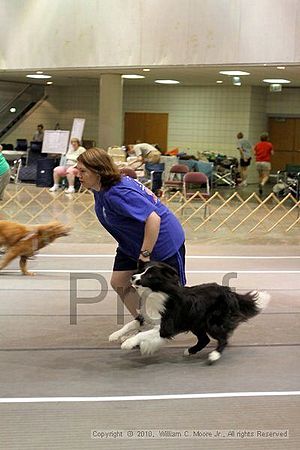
[
  {"xmin": 263, "ymin": 78, "xmax": 291, "ymax": 84},
  {"xmin": 46, "ymin": 81, "xmax": 53, "ymax": 85},
  {"xmin": 233, "ymin": 76, "xmax": 241, "ymax": 86},
  {"xmin": 143, "ymin": 68, "xmax": 150, "ymax": 72},
  {"xmin": 36, "ymin": 71, "xmax": 43, "ymax": 74},
  {"xmin": 26, "ymin": 74, "xmax": 52, "ymax": 79},
  {"xmin": 155, "ymin": 79, "xmax": 180, "ymax": 84},
  {"xmin": 219, "ymin": 70, "xmax": 250, "ymax": 76},
  {"xmin": 276, "ymin": 66, "xmax": 286, "ymax": 70},
  {"xmin": 9, "ymin": 107, "xmax": 16, "ymax": 113},
  {"xmin": 216, "ymin": 80, "xmax": 223, "ymax": 84},
  {"xmin": 122, "ymin": 74, "xmax": 145, "ymax": 79}
]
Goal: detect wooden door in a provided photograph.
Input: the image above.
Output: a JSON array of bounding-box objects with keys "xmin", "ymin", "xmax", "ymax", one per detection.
[
  {"xmin": 293, "ymin": 119, "xmax": 300, "ymax": 165},
  {"xmin": 268, "ymin": 118, "xmax": 300, "ymax": 171},
  {"xmin": 124, "ymin": 113, "xmax": 146, "ymax": 147},
  {"xmin": 124, "ymin": 112, "xmax": 168, "ymax": 151}
]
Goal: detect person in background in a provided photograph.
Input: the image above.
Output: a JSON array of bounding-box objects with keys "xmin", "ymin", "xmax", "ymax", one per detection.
[
  {"xmin": 0, "ymin": 145, "xmax": 11, "ymax": 201},
  {"xmin": 236, "ymin": 132, "xmax": 252, "ymax": 187},
  {"xmin": 254, "ymin": 132, "xmax": 274, "ymax": 195},
  {"xmin": 49, "ymin": 138, "xmax": 86, "ymax": 193},
  {"xmin": 127, "ymin": 142, "xmax": 161, "ymax": 169},
  {"xmin": 32, "ymin": 124, "xmax": 44, "ymax": 142}
]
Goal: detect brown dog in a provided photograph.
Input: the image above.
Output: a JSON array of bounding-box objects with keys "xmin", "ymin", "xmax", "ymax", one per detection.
[{"xmin": 0, "ymin": 220, "xmax": 70, "ymax": 275}]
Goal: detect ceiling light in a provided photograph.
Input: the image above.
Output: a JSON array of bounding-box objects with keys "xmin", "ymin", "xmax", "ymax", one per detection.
[
  {"xmin": 26, "ymin": 74, "xmax": 52, "ymax": 79},
  {"xmin": 219, "ymin": 70, "xmax": 250, "ymax": 76},
  {"xmin": 36, "ymin": 71, "xmax": 43, "ymax": 74},
  {"xmin": 270, "ymin": 84, "xmax": 282, "ymax": 92},
  {"xmin": 155, "ymin": 79, "xmax": 180, "ymax": 84},
  {"xmin": 10, "ymin": 107, "xmax": 16, "ymax": 113},
  {"xmin": 276, "ymin": 66, "xmax": 285, "ymax": 70},
  {"xmin": 233, "ymin": 76, "xmax": 241, "ymax": 86},
  {"xmin": 216, "ymin": 80, "xmax": 223, "ymax": 84},
  {"xmin": 143, "ymin": 68, "xmax": 150, "ymax": 72},
  {"xmin": 263, "ymin": 79, "xmax": 291, "ymax": 84},
  {"xmin": 46, "ymin": 81, "xmax": 53, "ymax": 85},
  {"xmin": 122, "ymin": 74, "xmax": 145, "ymax": 79}
]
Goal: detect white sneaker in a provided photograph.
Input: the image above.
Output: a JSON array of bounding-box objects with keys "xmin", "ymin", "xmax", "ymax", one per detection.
[
  {"xmin": 64, "ymin": 187, "xmax": 75, "ymax": 194},
  {"xmin": 49, "ymin": 185, "xmax": 59, "ymax": 192}
]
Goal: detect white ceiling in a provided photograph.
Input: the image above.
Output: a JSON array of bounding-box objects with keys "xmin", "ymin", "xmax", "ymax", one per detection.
[{"xmin": 0, "ymin": 64, "xmax": 300, "ymax": 88}]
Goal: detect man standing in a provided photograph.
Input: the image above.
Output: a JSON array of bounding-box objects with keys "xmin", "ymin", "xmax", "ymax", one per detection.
[
  {"xmin": 236, "ymin": 132, "xmax": 252, "ymax": 187},
  {"xmin": 254, "ymin": 133, "xmax": 274, "ymax": 195},
  {"xmin": 32, "ymin": 124, "xmax": 44, "ymax": 142}
]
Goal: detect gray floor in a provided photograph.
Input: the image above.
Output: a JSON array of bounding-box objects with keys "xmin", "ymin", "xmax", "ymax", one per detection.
[{"xmin": 0, "ymin": 243, "xmax": 299, "ymax": 449}]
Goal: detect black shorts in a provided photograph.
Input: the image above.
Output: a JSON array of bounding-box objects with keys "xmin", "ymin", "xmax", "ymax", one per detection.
[
  {"xmin": 240, "ymin": 157, "xmax": 251, "ymax": 167},
  {"xmin": 113, "ymin": 244, "xmax": 186, "ymax": 285}
]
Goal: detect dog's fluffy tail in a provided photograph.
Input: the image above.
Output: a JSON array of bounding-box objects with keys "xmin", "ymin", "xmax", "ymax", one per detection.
[
  {"xmin": 252, "ymin": 290, "xmax": 271, "ymax": 310},
  {"xmin": 237, "ymin": 290, "xmax": 271, "ymax": 320}
]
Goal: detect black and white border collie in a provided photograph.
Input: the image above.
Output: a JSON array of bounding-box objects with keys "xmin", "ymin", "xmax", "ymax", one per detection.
[{"xmin": 109, "ymin": 262, "xmax": 270, "ymax": 364}]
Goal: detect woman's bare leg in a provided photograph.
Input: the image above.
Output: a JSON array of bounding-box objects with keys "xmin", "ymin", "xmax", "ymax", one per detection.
[
  {"xmin": 66, "ymin": 173, "xmax": 75, "ymax": 188},
  {"xmin": 110, "ymin": 270, "xmax": 140, "ymax": 317}
]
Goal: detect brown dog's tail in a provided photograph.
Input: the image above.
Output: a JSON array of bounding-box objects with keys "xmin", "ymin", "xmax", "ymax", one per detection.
[{"xmin": 36, "ymin": 221, "xmax": 71, "ymax": 237}]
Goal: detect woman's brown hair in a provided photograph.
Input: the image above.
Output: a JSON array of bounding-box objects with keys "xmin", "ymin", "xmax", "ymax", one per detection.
[
  {"xmin": 260, "ymin": 132, "xmax": 269, "ymax": 142},
  {"xmin": 77, "ymin": 147, "xmax": 121, "ymax": 188}
]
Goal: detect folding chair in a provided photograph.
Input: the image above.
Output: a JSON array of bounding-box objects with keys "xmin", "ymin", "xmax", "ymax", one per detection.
[
  {"xmin": 276, "ymin": 164, "xmax": 300, "ymax": 200},
  {"xmin": 10, "ymin": 158, "xmax": 22, "ymax": 183},
  {"xmin": 145, "ymin": 162, "xmax": 165, "ymax": 195},
  {"xmin": 163, "ymin": 164, "xmax": 189, "ymax": 198},
  {"xmin": 15, "ymin": 139, "xmax": 28, "ymax": 152},
  {"xmin": 183, "ymin": 172, "xmax": 211, "ymax": 217}
]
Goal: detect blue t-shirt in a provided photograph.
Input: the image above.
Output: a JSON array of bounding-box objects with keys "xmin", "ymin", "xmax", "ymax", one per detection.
[{"xmin": 94, "ymin": 176, "xmax": 185, "ymax": 260}]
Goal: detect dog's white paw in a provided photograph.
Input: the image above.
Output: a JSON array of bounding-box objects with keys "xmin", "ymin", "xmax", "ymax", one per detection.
[
  {"xmin": 121, "ymin": 337, "xmax": 139, "ymax": 350},
  {"xmin": 207, "ymin": 350, "xmax": 221, "ymax": 364},
  {"xmin": 108, "ymin": 331, "xmax": 122, "ymax": 342},
  {"xmin": 139, "ymin": 337, "xmax": 163, "ymax": 356},
  {"xmin": 120, "ymin": 331, "xmax": 139, "ymax": 343},
  {"xmin": 183, "ymin": 348, "xmax": 190, "ymax": 356}
]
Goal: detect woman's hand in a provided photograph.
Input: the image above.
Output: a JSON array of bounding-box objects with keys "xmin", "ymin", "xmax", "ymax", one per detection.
[{"xmin": 139, "ymin": 254, "xmax": 151, "ymax": 263}]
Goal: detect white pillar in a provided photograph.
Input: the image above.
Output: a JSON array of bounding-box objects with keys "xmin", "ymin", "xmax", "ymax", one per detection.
[{"xmin": 98, "ymin": 74, "xmax": 123, "ymax": 149}]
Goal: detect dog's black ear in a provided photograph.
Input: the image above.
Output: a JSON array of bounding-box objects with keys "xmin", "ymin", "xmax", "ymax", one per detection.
[
  {"xmin": 161, "ymin": 264, "xmax": 180, "ymax": 284},
  {"xmin": 164, "ymin": 264, "xmax": 179, "ymax": 277}
]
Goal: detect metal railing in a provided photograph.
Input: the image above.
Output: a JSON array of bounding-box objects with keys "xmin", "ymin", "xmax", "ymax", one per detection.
[{"xmin": 0, "ymin": 84, "xmax": 45, "ymax": 139}]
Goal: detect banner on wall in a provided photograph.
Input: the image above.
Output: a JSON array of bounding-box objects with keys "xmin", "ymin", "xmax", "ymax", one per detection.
[{"xmin": 68, "ymin": 118, "xmax": 85, "ymax": 151}]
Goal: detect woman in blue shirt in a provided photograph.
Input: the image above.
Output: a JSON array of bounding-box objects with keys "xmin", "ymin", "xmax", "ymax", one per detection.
[{"xmin": 76, "ymin": 147, "xmax": 186, "ymax": 317}]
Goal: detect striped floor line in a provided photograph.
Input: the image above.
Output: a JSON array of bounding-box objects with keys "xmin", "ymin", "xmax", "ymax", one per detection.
[{"xmin": 0, "ymin": 391, "xmax": 299, "ymax": 404}]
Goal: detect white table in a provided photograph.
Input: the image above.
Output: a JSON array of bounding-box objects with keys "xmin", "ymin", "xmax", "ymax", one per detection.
[{"xmin": 2, "ymin": 150, "xmax": 27, "ymax": 161}]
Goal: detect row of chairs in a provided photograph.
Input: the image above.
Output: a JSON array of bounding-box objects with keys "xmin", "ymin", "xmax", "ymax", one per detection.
[
  {"xmin": 1, "ymin": 139, "xmax": 33, "ymax": 152},
  {"xmin": 163, "ymin": 164, "xmax": 210, "ymax": 199},
  {"xmin": 120, "ymin": 163, "xmax": 210, "ymax": 200},
  {"xmin": 275, "ymin": 165, "xmax": 300, "ymax": 200}
]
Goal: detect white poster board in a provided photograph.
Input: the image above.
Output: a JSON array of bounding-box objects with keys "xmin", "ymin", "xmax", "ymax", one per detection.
[
  {"xmin": 42, "ymin": 130, "xmax": 70, "ymax": 154},
  {"xmin": 68, "ymin": 118, "xmax": 85, "ymax": 151}
]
